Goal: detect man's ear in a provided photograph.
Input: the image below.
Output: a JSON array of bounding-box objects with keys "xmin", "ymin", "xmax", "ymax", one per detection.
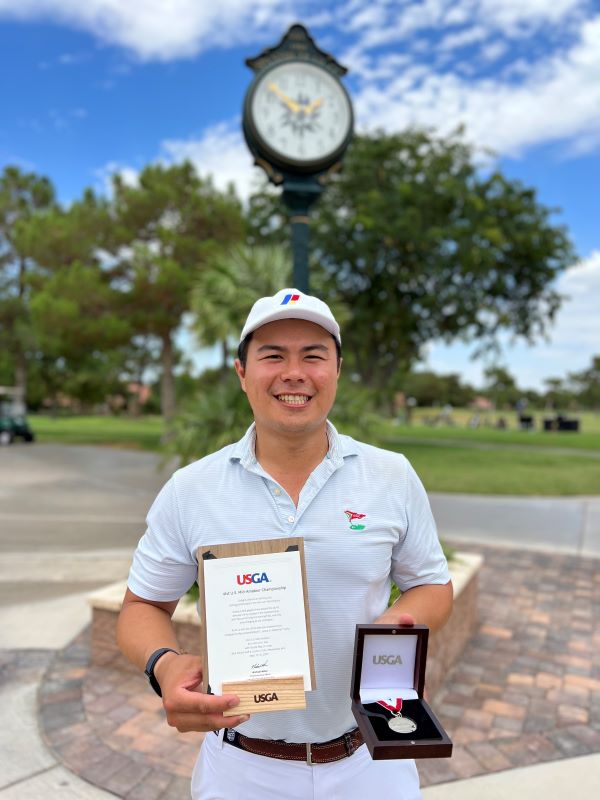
[{"xmin": 234, "ymin": 359, "xmax": 247, "ymax": 392}]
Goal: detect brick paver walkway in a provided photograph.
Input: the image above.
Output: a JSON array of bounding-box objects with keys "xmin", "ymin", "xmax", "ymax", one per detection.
[
  {"xmin": 418, "ymin": 545, "xmax": 600, "ymax": 785},
  {"xmin": 38, "ymin": 543, "xmax": 600, "ymax": 797}
]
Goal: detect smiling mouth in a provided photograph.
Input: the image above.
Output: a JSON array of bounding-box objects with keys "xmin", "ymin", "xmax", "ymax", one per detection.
[{"xmin": 276, "ymin": 394, "xmax": 312, "ymax": 406}]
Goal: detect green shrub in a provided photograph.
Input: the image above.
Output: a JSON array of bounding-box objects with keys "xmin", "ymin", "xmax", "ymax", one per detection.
[{"xmin": 165, "ymin": 371, "xmax": 252, "ymax": 466}]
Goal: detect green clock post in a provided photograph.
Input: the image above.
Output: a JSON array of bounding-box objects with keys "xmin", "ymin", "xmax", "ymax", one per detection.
[{"xmin": 243, "ymin": 24, "xmax": 354, "ymax": 293}]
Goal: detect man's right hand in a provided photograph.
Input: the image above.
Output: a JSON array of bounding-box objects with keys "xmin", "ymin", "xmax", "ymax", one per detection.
[{"xmin": 154, "ymin": 652, "xmax": 250, "ymax": 733}]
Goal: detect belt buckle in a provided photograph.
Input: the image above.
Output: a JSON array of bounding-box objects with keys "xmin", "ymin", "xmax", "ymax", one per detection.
[
  {"xmin": 306, "ymin": 742, "xmax": 313, "ymax": 766},
  {"xmin": 343, "ymin": 732, "xmax": 355, "ymax": 756}
]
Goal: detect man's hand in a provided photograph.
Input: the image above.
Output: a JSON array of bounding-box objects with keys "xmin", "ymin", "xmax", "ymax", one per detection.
[
  {"xmin": 116, "ymin": 590, "xmax": 248, "ymax": 732},
  {"xmin": 373, "ymin": 583, "xmax": 453, "ymax": 632},
  {"xmin": 155, "ymin": 652, "xmax": 250, "ymax": 733},
  {"xmin": 373, "ymin": 611, "xmax": 415, "ymax": 626}
]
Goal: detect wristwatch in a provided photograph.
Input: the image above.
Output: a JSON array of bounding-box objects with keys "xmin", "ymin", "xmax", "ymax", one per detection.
[{"xmin": 144, "ymin": 647, "xmax": 179, "ymax": 697}]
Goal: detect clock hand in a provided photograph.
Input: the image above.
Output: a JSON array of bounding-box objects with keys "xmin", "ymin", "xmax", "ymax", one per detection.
[
  {"xmin": 267, "ymin": 82, "xmax": 301, "ymax": 114},
  {"xmin": 303, "ymin": 97, "xmax": 323, "ymax": 115}
]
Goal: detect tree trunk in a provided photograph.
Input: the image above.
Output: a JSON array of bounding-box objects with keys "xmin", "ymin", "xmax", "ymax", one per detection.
[
  {"xmin": 160, "ymin": 331, "xmax": 175, "ymax": 427},
  {"xmin": 14, "ymin": 351, "xmax": 27, "ymax": 406},
  {"xmin": 14, "ymin": 257, "xmax": 28, "ymax": 405},
  {"xmin": 220, "ymin": 339, "xmax": 229, "ymax": 379}
]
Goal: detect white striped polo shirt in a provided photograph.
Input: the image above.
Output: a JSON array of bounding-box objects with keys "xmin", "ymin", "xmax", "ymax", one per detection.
[{"xmin": 128, "ymin": 421, "xmax": 450, "ymax": 744}]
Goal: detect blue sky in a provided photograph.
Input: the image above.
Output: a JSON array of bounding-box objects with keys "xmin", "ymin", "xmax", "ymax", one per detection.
[{"xmin": 1, "ymin": 0, "xmax": 599, "ymax": 392}]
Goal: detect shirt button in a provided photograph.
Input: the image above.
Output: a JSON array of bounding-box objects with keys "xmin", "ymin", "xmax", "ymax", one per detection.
[
  {"xmin": 274, "ymin": 488, "xmax": 281, "ymax": 496},
  {"xmin": 287, "ymin": 515, "xmax": 295, "ymax": 523}
]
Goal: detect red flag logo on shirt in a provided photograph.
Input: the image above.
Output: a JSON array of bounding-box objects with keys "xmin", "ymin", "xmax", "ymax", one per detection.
[{"xmin": 345, "ymin": 510, "xmax": 366, "ymax": 530}]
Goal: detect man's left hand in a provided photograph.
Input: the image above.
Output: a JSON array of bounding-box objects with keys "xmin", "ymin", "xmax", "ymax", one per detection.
[
  {"xmin": 373, "ymin": 582, "xmax": 453, "ymax": 632},
  {"xmin": 373, "ymin": 611, "xmax": 415, "ymax": 626}
]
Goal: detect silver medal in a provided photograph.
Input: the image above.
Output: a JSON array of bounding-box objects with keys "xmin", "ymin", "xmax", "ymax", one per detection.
[{"xmin": 388, "ymin": 714, "xmax": 417, "ymax": 734}]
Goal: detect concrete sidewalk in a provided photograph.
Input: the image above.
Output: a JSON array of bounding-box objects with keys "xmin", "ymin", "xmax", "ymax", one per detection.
[
  {"xmin": 430, "ymin": 492, "xmax": 600, "ymax": 559},
  {"xmin": 0, "ymin": 444, "xmax": 165, "ymax": 798},
  {"xmin": 0, "ymin": 650, "xmax": 115, "ymax": 799},
  {"xmin": 1, "ymin": 444, "xmax": 598, "ymax": 798},
  {"xmin": 423, "ymin": 752, "xmax": 600, "ymax": 798}
]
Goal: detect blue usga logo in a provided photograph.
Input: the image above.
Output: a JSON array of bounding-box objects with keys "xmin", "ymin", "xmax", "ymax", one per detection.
[{"xmin": 236, "ymin": 572, "xmax": 270, "ymax": 586}]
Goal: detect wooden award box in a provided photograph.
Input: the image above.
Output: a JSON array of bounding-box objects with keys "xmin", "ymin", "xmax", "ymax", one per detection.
[{"xmin": 351, "ymin": 624, "xmax": 452, "ymax": 760}]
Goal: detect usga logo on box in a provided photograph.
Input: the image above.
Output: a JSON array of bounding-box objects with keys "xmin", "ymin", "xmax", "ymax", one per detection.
[
  {"xmin": 236, "ymin": 572, "xmax": 270, "ymax": 585},
  {"xmin": 373, "ymin": 655, "xmax": 403, "ymax": 665}
]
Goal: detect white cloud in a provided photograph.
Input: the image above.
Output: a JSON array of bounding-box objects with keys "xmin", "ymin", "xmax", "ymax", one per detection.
[
  {"xmin": 57, "ymin": 51, "xmax": 89, "ymax": 65},
  {"xmin": 343, "ymin": 4, "xmax": 388, "ymax": 33},
  {"xmin": 1, "ymin": 0, "xmax": 587, "ymax": 65},
  {"xmin": 354, "ymin": 15, "xmax": 600, "ymax": 157},
  {"xmin": 94, "ymin": 120, "xmax": 262, "ymax": 202},
  {"xmin": 161, "ymin": 120, "xmax": 259, "ymax": 201},
  {"xmin": 478, "ymin": 0, "xmax": 585, "ymax": 30},
  {"xmin": 439, "ymin": 25, "xmax": 489, "ymax": 52},
  {"xmin": 0, "ymin": 0, "xmax": 298, "ymax": 61},
  {"xmin": 94, "ymin": 160, "xmax": 139, "ymax": 196},
  {"xmin": 551, "ymin": 250, "xmax": 600, "ymax": 352},
  {"xmin": 425, "ymin": 251, "xmax": 600, "ymax": 390},
  {"xmin": 339, "ymin": 0, "xmax": 586, "ymax": 53},
  {"xmin": 4, "ymin": 1, "xmax": 597, "ymax": 162},
  {"xmin": 481, "ymin": 40, "xmax": 508, "ymax": 62}
]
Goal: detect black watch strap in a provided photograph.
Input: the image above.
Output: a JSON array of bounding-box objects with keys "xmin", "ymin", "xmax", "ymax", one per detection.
[{"xmin": 144, "ymin": 647, "xmax": 179, "ymax": 697}]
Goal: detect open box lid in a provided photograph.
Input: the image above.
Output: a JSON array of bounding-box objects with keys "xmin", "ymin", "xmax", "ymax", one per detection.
[{"xmin": 351, "ymin": 624, "xmax": 428, "ymax": 704}]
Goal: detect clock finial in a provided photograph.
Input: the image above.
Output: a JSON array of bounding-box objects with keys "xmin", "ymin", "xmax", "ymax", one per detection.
[{"xmin": 245, "ymin": 23, "xmax": 348, "ymax": 77}]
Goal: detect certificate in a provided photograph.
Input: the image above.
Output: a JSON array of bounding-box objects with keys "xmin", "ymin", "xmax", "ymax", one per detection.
[{"xmin": 197, "ymin": 537, "xmax": 315, "ymax": 715}]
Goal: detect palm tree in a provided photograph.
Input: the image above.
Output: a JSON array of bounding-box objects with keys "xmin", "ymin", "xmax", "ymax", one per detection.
[{"xmin": 190, "ymin": 243, "xmax": 293, "ymax": 370}]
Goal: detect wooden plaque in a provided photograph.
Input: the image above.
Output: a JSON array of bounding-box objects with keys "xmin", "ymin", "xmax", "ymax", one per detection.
[
  {"xmin": 197, "ymin": 537, "xmax": 316, "ymax": 712},
  {"xmin": 222, "ymin": 676, "xmax": 305, "ymax": 716}
]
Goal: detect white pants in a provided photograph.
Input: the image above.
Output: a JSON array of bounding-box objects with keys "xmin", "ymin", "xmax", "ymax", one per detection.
[{"xmin": 191, "ymin": 731, "xmax": 422, "ymax": 799}]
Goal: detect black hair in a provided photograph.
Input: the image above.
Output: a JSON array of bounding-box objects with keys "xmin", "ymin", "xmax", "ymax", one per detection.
[{"xmin": 237, "ymin": 331, "xmax": 341, "ymax": 369}]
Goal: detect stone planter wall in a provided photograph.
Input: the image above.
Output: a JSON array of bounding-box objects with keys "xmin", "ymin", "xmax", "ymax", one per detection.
[
  {"xmin": 425, "ymin": 552, "xmax": 482, "ymax": 697},
  {"xmin": 89, "ymin": 588, "xmax": 202, "ymax": 674},
  {"xmin": 88, "ymin": 552, "xmax": 482, "ymax": 697}
]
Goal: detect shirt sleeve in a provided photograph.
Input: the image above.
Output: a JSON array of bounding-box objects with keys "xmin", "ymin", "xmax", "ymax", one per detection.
[
  {"xmin": 127, "ymin": 476, "xmax": 198, "ymax": 601},
  {"xmin": 390, "ymin": 460, "xmax": 450, "ymax": 592}
]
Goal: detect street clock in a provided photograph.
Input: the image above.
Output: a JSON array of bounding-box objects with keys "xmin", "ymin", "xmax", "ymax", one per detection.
[{"xmin": 243, "ymin": 25, "xmax": 354, "ymax": 183}]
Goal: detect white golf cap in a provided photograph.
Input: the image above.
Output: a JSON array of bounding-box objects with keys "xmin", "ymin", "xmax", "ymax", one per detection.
[{"xmin": 240, "ymin": 288, "xmax": 341, "ymax": 344}]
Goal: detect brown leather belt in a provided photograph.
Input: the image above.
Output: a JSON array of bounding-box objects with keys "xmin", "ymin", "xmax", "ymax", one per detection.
[{"xmin": 223, "ymin": 727, "xmax": 363, "ymax": 765}]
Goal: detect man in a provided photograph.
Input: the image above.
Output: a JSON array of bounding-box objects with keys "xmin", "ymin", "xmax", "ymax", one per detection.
[{"xmin": 118, "ymin": 288, "xmax": 452, "ymax": 799}]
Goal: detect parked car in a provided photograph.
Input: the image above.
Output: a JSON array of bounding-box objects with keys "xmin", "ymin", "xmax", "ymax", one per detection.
[{"xmin": 0, "ymin": 387, "xmax": 35, "ymax": 445}]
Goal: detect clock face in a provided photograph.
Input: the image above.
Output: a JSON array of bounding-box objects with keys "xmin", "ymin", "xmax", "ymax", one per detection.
[{"xmin": 247, "ymin": 60, "xmax": 353, "ymax": 170}]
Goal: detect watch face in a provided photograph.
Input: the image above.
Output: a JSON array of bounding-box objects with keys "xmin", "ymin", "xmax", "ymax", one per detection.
[{"xmin": 248, "ymin": 60, "xmax": 353, "ymax": 169}]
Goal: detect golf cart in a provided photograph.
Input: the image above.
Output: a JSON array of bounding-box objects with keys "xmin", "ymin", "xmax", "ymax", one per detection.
[{"xmin": 0, "ymin": 386, "xmax": 35, "ymax": 445}]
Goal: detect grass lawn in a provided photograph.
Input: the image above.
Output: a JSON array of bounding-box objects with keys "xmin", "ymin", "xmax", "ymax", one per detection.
[
  {"xmin": 374, "ymin": 410, "xmax": 600, "ymax": 494},
  {"xmin": 376, "ymin": 424, "xmax": 600, "ymax": 453},
  {"xmin": 30, "ymin": 414, "xmax": 164, "ymax": 451},
  {"xmin": 393, "ymin": 442, "xmax": 600, "ymax": 496},
  {"xmin": 29, "ymin": 411, "xmax": 600, "ymax": 496}
]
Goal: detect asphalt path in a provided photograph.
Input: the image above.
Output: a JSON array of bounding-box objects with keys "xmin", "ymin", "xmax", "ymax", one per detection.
[
  {"xmin": 1, "ymin": 442, "xmax": 598, "ymax": 588},
  {"xmin": 0, "ymin": 443, "xmax": 169, "ymax": 552},
  {"xmin": 0, "ymin": 443, "xmax": 174, "ymax": 649}
]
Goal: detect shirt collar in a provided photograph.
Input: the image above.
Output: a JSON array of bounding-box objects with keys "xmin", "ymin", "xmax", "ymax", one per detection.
[{"xmin": 230, "ymin": 420, "xmax": 358, "ymax": 470}]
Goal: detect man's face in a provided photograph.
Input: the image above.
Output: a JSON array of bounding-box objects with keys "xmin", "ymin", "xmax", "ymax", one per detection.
[{"xmin": 234, "ymin": 318, "xmax": 340, "ymax": 438}]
